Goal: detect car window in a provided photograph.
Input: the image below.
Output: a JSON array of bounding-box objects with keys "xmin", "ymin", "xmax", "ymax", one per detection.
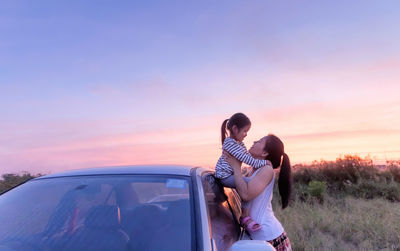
[
  {"xmin": 0, "ymin": 175, "xmax": 193, "ymax": 251},
  {"xmin": 202, "ymin": 173, "xmax": 241, "ymax": 251},
  {"xmin": 224, "ymin": 187, "xmax": 242, "ymax": 223}
]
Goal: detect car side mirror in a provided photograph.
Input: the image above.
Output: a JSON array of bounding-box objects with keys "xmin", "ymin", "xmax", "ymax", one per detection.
[{"xmin": 230, "ymin": 240, "xmax": 275, "ymax": 251}]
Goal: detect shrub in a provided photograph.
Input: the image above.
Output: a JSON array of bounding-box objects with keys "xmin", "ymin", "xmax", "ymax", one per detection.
[
  {"xmin": 343, "ymin": 179, "xmax": 400, "ymax": 202},
  {"xmin": 291, "ymin": 155, "xmax": 400, "ymax": 202},
  {"xmin": 0, "ymin": 172, "xmax": 40, "ymax": 194},
  {"xmin": 387, "ymin": 162, "xmax": 400, "ymax": 183},
  {"xmin": 307, "ymin": 180, "xmax": 327, "ymax": 203},
  {"xmin": 291, "ymin": 182, "xmax": 309, "ymax": 202},
  {"xmin": 293, "ymin": 165, "xmax": 323, "ymax": 184},
  {"xmin": 321, "ymin": 155, "xmax": 376, "ymax": 184}
]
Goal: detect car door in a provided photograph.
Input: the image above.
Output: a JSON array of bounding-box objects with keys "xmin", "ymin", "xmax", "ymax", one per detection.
[{"xmin": 201, "ymin": 173, "xmax": 243, "ymax": 251}]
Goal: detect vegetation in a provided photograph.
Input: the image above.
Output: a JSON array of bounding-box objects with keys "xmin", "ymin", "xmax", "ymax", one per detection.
[
  {"xmin": 1, "ymin": 155, "xmax": 399, "ymax": 250},
  {"xmin": 306, "ymin": 180, "xmax": 327, "ymax": 203},
  {"xmin": 273, "ymin": 155, "xmax": 400, "ymax": 250},
  {"xmin": 292, "ymin": 155, "xmax": 400, "ymax": 202},
  {"xmin": 0, "ymin": 172, "xmax": 41, "ymax": 194},
  {"xmin": 274, "ymin": 196, "xmax": 400, "ymax": 250}
]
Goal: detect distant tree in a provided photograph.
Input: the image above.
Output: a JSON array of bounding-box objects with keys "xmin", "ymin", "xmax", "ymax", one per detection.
[
  {"xmin": 0, "ymin": 172, "xmax": 41, "ymax": 194},
  {"xmin": 387, "ymin": 160, "xmax": 400, "ymax": 182}
]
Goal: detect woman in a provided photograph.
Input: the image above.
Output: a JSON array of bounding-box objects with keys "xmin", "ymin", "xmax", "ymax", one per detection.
[{"xmin": 224, "ymin": 134, "xmax": 292, "ymax": 251}]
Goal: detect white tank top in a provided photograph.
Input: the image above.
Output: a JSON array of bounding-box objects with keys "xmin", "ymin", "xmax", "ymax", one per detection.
[{"xmin": 247, "ymin": 169, "xmax": 284, "ymax": 241}]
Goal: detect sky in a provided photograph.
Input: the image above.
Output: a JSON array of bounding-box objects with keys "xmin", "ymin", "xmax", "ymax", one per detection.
[{"xmin": 1, "ymin": 0, "xmax": 400, "ymax": 175}]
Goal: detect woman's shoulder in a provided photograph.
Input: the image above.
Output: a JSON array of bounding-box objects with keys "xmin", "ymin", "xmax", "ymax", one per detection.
[
  {"xmin": 252, "ymin": 164, "xmax": 274, "ymax": 177},
  {"xmin": 253, "ymin": 165, "xmax": 274, "ymax": 184}
]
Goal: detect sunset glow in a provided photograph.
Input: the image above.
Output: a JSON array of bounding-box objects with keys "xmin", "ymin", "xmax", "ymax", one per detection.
[{"xmin": 1, "ymin": 1, "xmax": 400, "ymax": 174}]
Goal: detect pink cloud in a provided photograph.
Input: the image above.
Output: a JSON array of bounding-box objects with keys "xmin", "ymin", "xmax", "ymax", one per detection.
[
  {"xmin": 0, "ymin": 122, "xmax": 223, "ymax": 174},
  {"xmin": 2, "ymin": 115, "xmax": 400, "ymax": 175}
]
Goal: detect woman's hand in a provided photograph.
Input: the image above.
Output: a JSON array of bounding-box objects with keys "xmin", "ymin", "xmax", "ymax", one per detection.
[
  {"xmin": 223, "ymin": 150, "xmax": 242, "ymax": 173},
  {"xmin": 223, "ymin": 150, "xmax": 273, "ymax": 201}
]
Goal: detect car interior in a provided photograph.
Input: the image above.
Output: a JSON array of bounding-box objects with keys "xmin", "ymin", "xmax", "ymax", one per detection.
[
  {"xmin": 0, "ymin": 176, "xmax": 193, "ymax": 251},
  {"xmin": 48, "ymin": 180, "xmax": 191, "ymax": 251}
]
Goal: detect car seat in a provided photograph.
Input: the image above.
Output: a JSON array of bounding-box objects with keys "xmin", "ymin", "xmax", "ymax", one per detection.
[
  {"xmin": 124, "ymin": 204, "xmax": 167, "ymax": 251},
  {"xmin": 147, "ymin": 199, "xmax": 192, "ymax": 250},
  {"xmin": 60, "ymin": 205, "xmax": 129, "ymax": 251}
]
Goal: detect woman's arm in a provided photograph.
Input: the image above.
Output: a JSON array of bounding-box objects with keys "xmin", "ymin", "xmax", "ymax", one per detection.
[
  {"xmin": 223, "ymin": 151, "xmax": 274, "ymax": 201},
  {"xmin": 223, "ymin": 138, "xmax": 267, "ymax": 168}
]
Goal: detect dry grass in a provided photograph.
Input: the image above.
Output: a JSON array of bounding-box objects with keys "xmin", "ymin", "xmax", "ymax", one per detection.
[
  {"xmin": 272, "ymin": 156, "xmax": 400, "ymax": 250},
  {"xmin": 273, "ymin": 196, "xmax": 400, "ymax": 250}
]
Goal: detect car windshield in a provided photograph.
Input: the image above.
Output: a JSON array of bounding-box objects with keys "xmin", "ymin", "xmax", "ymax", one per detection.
[{"xmin": 0, "ymin": 174, "xmax": 193, "ymax": 251}]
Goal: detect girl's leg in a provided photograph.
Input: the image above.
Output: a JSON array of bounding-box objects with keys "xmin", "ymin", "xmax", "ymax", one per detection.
[
  {"xmin": 220, "ymin": 175, "xmax": 251, "ymax": 188},
  {"xmin": 242, "ymin": 207, "xmax": 250, "ymax": 218},
  {"xmin": 219, "ymin": 175, "xmax": 236, "ymax": 188},
  {"xmin": 241, "ymin": 176, "xmax": 251, "ymax": 211},
  {"xmin": 220, "ymin": 175, "xmax": 256, "ymax": 226}
]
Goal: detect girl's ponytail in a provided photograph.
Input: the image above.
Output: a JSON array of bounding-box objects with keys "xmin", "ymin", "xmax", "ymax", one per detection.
[
  {"xmin": 264, "ymin": 134, "xmax": 292, "ymax": 209},
  {"xmin": 221, "ymin": 119, "xmax": 229, "ymax": 145},
  {"xmin": 278, "ymin": 153, "xmax": 292, "ymax": 209}
]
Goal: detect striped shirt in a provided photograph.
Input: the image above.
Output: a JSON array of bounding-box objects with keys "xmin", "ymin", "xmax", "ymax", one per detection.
[{"xmin": 215, "ymin": 137, "xmax": 268, "ymax": 179}]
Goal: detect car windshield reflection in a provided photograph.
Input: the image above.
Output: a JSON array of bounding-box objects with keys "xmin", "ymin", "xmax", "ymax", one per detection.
[{"xmin": 0, "ymin": 175, "xmax": 193, "ymax": 251}]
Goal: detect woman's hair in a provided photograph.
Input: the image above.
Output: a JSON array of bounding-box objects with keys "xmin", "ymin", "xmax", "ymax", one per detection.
[
  {"xmin": 221, "ymin": 113, "xmax": 251, "ymax": 144},
  {"xmin": 264, "ymin": 134, "xmax": 292, "ymax": 209}
]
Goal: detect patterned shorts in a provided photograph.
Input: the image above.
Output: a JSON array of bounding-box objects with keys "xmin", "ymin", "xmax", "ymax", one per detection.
[{"xmin": 267, "ymin": 232, "xmax": 292, "ymax": 251}]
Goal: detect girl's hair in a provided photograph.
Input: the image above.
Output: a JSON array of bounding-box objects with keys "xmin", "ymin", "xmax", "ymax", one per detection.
[
  {"xmin": 221, "ymin": 113, "xmax": 251, "ymax": 144},
  {"xmin": 264, "ymin": 134, "xmax": 292, "ymax": 209}
]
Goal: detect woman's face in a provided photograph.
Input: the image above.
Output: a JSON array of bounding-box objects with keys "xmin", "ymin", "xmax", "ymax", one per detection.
[{"xmin": 249, "ymin": 136, "xmax": 268, "ymax": 159}]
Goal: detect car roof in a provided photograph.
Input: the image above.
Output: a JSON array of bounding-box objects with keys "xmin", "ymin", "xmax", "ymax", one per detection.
[{"xmin": 35, "ymin": 165, "xmax": 202, "ymax": 179}]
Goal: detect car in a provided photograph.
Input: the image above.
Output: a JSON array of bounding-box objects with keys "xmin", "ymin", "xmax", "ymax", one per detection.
[{"xmin": 0, "ymin": 165, "xmax": 275, "ymax": 251}]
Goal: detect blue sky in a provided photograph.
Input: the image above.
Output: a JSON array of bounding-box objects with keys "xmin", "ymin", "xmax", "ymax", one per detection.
[{"xmin": 1, "ymin": 0, "xmax": 400, "ymax": 174}]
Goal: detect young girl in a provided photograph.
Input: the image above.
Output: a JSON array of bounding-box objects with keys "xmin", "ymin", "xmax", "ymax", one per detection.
[{"xmin": 215, "ymin": 112, "xmax": 269, "ymax": 232}]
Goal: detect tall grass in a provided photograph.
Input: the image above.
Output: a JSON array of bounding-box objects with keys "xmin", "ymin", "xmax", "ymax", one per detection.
[
  {"xmin": 273, "ymin": 196, "xmax": 400, "ymax": 250},
  {"xmin": 292, "ymin": 155, "xmax": 400, "ymax": 202},
  {"xmin": 272, "ymin": 155, "xmax": 400, "ymax": 250}
]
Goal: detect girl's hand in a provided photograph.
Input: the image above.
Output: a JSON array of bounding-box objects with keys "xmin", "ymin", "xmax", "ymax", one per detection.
[{"xmin": 223, "ymin": 150, "xmax": 242, "ymax": 172}]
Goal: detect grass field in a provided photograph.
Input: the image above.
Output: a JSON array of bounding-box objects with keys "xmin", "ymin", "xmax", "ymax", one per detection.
[
  {"xmin": 273, "ymin": 196, "xmax": 400, "ymax": 250},
  {"xmin": 271, "ymin": 155, "xmax": 400, "ymax": 250}
]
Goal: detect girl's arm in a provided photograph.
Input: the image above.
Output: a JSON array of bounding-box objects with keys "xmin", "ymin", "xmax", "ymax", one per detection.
[
  {"xmin": 223, "ymin": 150, "xmax": 274, "ymax": 202},
  {"xmin": 223, "ymin": 138, "xmax": 267, "ymax": 168}
]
